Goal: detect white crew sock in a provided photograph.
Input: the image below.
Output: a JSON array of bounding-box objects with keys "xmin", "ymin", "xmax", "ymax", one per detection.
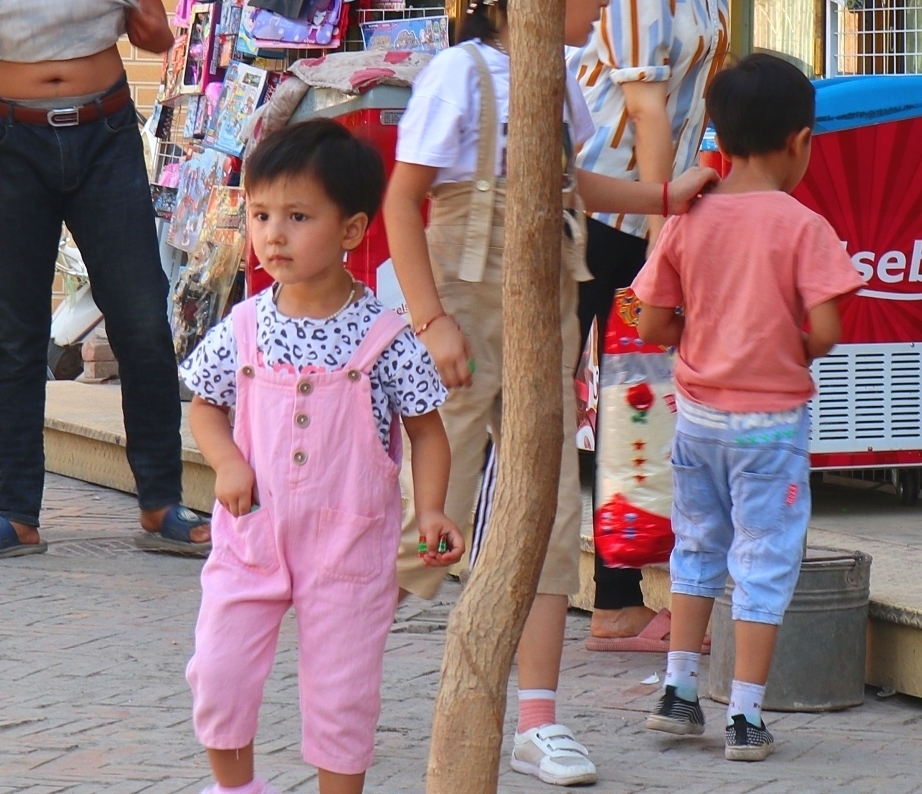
[
  {"xmin": 214, "ymin": 778, "xmax": 268, "ymax": 794},
  {"xmin": 664, "ymin": 651, "xmax": 700, "ymax": 702},
  {"xmin": 727, "ymin": 679, "xmax": 766, "ymax": 727}
]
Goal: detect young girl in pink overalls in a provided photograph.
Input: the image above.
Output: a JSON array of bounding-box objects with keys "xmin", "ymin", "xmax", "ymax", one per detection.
[{"xmin": 181, "ymin": 119, "xmax": 464, "ymax": 794}]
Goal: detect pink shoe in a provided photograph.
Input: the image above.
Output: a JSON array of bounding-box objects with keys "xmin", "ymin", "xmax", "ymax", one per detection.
[{"xmin": 584, "ymin": 609, "xmax": 712, "ymax": 654}]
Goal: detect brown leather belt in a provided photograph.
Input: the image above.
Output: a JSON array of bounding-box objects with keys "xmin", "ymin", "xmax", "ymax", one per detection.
[{"xmin": 0, "ymin": 83, "xmax": 132, "ymax": 127}]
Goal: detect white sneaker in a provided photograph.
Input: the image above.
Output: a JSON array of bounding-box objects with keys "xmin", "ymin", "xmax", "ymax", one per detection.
[{"xmin": 511, "ymin": 723, "xmax": 598, "ymax": 786}]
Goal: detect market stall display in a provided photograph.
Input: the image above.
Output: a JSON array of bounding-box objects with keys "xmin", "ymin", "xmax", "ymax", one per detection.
[{"xmin": 147, "ymin": 0, "xmax": 454, "ymax": 363}]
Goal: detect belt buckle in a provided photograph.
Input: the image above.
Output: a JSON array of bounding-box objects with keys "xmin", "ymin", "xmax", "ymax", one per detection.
[{"xmin": 47, "ymin": 107, "xmax": 80, "ymax": 128}]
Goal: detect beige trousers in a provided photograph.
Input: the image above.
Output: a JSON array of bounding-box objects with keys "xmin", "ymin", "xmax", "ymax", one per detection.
[{"xmin": 396, "ymin": 182, "xmax": 584, "ymax": 599}]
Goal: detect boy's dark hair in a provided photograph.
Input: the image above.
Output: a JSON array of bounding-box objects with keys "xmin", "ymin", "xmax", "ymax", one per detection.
[
  {"xmin": 706, "ymin": 53, "xmax": 816, "ymax": 157},
  {"xmin": 245, "ymin": 118, "xmax": 386, "ymax": 220},
  {"xmin": 458, "ymin": 0, "xmax": 508, "ymax": 43}
]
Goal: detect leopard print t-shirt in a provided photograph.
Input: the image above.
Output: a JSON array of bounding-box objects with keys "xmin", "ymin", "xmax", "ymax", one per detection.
[{"xmin": 179, "ymin": 286, "xmax": 447, "ymax": 449}]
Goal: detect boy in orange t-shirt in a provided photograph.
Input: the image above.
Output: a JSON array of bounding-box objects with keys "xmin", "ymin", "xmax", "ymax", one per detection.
[{"xmin": 633, "ymin": 54, "xmax": 865, "ymax": 761}]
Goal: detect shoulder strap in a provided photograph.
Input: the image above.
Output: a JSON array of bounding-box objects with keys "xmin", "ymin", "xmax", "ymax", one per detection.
[
  {"xmin": 347, "ymin": 310, "xmax": 410, "ymax": 374},
  {"xmin": 230, "ymin": 296, "xmax": 259, "ymax": 364},
  {"xmin": 456, "ymin": 42, "xmax": 500, "ymax": 283}
]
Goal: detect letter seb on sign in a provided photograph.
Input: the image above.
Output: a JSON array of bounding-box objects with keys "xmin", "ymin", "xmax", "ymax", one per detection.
[{"xmin": 846, "ymin": 240, "xmax": 922, "ymax": 299}]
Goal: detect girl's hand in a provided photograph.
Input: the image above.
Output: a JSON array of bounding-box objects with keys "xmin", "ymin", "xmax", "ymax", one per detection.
[
  {"xmin": 667, "ymin": 167, "xmax": 720, "ymax": 215},
  {"xmin": 419, "ymin": 316, "xmax": 474, "ymax": 389},
  {"xmin": 215, "ymin": 459, "xmax": 257, "ymax": 517},
  {"xmin": 418, "ymin": 511, "xmax": 465, "ymax": 568}
]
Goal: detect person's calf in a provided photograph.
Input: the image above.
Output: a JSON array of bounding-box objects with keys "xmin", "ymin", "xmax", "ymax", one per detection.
[
  {"xmin": 206, "ymin": 745, "xmax": 255, "ymax": 789},
  {"xmin": 318, "ymin": 768, "xmax": 365, "ymax": 794}
]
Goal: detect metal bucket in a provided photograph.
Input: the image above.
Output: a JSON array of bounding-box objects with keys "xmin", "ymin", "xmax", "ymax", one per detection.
[{"xmin": 707, "ymin": 547, "xmax": 872, "ymax": 712}]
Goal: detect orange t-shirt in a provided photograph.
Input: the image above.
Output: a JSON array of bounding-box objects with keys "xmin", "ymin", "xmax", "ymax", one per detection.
[{"xmin": 632, "ymin": 191, "xmax": 866, "ymax": 413}]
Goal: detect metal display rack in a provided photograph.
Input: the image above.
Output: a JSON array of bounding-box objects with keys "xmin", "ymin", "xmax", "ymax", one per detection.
[{"xmin": 827, "ymin": 0, "xmax": 922, "ymax": 75}]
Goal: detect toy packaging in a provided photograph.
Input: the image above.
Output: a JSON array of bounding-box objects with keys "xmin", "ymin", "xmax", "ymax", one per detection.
[
  {"xmin": 167, "ymin": 149, "xmax": 238, "ymax": 254},
  {"xmin": 239, "ymin": 0, "xmax": 346, "ymax": 51},
  {"xmin": 204, "ymin": 62, "xmax": 270, "ymax": 157},
  {"xmin": 170, "ymin": 187, "xmax": 248, "ymax": 363},
  {"xmin": 361, "ymin": 16, "xmax": 450, "ymax": 55}
]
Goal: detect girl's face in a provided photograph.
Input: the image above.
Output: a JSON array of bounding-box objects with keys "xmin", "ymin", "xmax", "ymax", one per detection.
[
  {"xmin": 564, "ymin": 0, "xmax": 608, "ymax": 47},
  {"xmin": 247, "ymin": 175, "xmax": 366, "ymax": 289}
]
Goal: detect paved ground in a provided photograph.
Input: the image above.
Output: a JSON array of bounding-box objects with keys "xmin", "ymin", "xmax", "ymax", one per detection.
[{"xmin": 3, "ymin": 474, "xmax": 922, "ymax": 793}]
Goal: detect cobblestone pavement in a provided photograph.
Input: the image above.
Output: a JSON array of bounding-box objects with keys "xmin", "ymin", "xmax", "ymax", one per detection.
[{"xmin": 2, "ymin": 474, "xmax": 921, "ymax": 793}]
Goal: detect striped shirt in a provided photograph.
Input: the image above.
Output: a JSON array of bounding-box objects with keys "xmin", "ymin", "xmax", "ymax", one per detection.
[{"xmin": 568, "ymin": 0, "xmax": 729, "ymax": 238}]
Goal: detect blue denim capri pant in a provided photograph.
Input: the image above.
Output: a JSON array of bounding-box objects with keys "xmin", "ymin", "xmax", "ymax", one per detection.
[{"xmin": 670, "ymin": 396, "xmax": 811, "ymax": 625}]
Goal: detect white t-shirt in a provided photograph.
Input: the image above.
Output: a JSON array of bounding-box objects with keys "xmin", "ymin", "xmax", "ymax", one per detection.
[
  {"xmin": 179, "ymin": 287, "xmax": 447, "ymax": 450},
  {"xmin": 0, "ymin": 0, "xmax": 137, "ymax": 63},
  {"xmin": 396, "ymin": 39, "xmax": 595, "ymax": 185}
]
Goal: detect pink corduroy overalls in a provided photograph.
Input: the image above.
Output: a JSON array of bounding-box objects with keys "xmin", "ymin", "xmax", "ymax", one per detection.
[{"xmin": 186, "ymin": 297, "xmax": 408, "ymax": 776}]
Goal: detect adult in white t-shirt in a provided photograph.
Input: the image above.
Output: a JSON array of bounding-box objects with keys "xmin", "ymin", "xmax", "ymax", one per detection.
[{"xmin": 383, "ymin": 0, "xmax": 716, "ymax": 786}]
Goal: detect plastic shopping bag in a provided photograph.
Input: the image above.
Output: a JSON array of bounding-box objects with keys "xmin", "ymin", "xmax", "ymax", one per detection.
[{"xmin": 594, "ymin": 289, "xmax": 676, "ymax": 568}]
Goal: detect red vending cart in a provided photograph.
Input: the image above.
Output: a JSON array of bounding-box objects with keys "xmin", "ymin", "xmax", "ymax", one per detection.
[{"xmin": 246, "ymin": 83, "xmax": 412, "ymax": 314}]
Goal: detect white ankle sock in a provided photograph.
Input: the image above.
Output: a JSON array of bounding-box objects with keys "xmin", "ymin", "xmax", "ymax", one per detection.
[
  {"xmin": 727, "ymin": 679, "xmax": 766, "ymax": 727},
  {"xmin": 665, "ymin": 651, "xmax": 700, "ymax": 701},
  {"xmin": 214, "ymin": 779, "xmax": 266, "ymax": 794}
]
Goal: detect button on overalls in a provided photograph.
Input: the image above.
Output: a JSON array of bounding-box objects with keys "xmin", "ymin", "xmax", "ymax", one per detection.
[
  {"xmin": 396, "ymin": 43, "xmax": 590, "ymax": 600},
  {"xmin": 187, "ymin": 298, "xmax": 408, "ymax": 776}
]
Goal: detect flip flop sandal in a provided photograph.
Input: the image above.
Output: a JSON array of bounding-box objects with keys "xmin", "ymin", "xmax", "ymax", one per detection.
[
  {"xmin": 0, "ymin": 516, "xmax": 48, "ymax": 559},
  {"xmin": 135, "ymin": 505, "xmax": 211, "ymax": 557},
  {"xmin": 584, "ymin": 608, "xmax": 712, "ymax": 654}
]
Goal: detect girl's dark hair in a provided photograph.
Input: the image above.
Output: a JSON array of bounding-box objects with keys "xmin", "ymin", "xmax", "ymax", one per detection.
[
  {"xmin": 706, "ymin": 53, "xmax": 816, "ymax": 157},
  {"xmin": 458, "ymin": 0, "xmax": 508, "ymax": 43},
  {"xmin": 245, "ymin": 118, "xmax": 386, "ymax": 220}
]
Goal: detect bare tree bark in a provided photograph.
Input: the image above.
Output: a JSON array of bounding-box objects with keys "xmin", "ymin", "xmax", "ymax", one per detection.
[{"xmin": 426, "ymin": 3, "xmax": 567, "ymax": 793}]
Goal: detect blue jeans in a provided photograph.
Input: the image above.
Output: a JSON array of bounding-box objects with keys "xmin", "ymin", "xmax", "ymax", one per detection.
[
  {"xmin": 669, "ymin": 396, "xmax": 811, "ymax": 625},
  {"xmin": 0, "ymin": 90, "xmax": 182, "ymax": 527}
]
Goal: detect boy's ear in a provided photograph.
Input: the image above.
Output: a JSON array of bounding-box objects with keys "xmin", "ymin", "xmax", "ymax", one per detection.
[
  {"xmin": 715, "ymin": 134, "xmax": 731, "ymax": 160},
  {"xmin": 789, "ymin": 126, "xmax": 812, "ymax": 154},
  {"xmin": 342, "ymin": 212, "xmax": 370, "ymax": 252}
]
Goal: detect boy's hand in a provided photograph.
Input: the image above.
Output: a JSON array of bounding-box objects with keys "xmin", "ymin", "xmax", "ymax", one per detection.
[
  {"xmin": 419, "ymin": 317, "xmax": 473, "ymax": 389},
  {"xmin": 418, "ymin": 511, "xmax": 465, "ymax": 567},
  {"xmin": 215, "ymin": 459, "xmax": 258, "ymax": 517},
  {"xmin": 667, "ymin": 166, "xmax": 720, "ymax": 215}
]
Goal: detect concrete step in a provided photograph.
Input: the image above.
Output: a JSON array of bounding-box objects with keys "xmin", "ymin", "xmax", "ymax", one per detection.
[
  {"xmin": 574, "ymin": 528, "xmax": 922, "ymax": 699},
  {"xmin": 44, "ymin": 381, "xmax": 215, "ymax": 513},
  {"xmin": 44, "ymin": 379, "xmax": 922, "ymax": 698}
]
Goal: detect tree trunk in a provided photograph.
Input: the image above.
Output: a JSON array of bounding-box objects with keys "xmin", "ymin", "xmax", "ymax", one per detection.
[{"xmin": 426, "ymin": 3, "xmax": 567, "ymax": 793}]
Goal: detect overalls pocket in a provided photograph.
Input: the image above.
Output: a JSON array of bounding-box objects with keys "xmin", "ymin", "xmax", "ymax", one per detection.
[
  {"xmin": 218, "ymin": 505, "xmax": 280, "ymax": 573},
  {"xmin": 318, "ymin": 507, "xmax": 385, "ymax": 585}
]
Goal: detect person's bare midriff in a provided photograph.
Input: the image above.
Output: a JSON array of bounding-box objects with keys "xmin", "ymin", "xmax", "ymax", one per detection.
[{"xmin": 0, "ymin": 45, "xmax": 126, "ymax": 100}]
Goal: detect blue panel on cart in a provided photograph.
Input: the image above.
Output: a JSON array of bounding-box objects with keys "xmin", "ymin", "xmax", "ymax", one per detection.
[{"xmin": 814, "ymin": 75, "xmax": 922, "ymax": 134}]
